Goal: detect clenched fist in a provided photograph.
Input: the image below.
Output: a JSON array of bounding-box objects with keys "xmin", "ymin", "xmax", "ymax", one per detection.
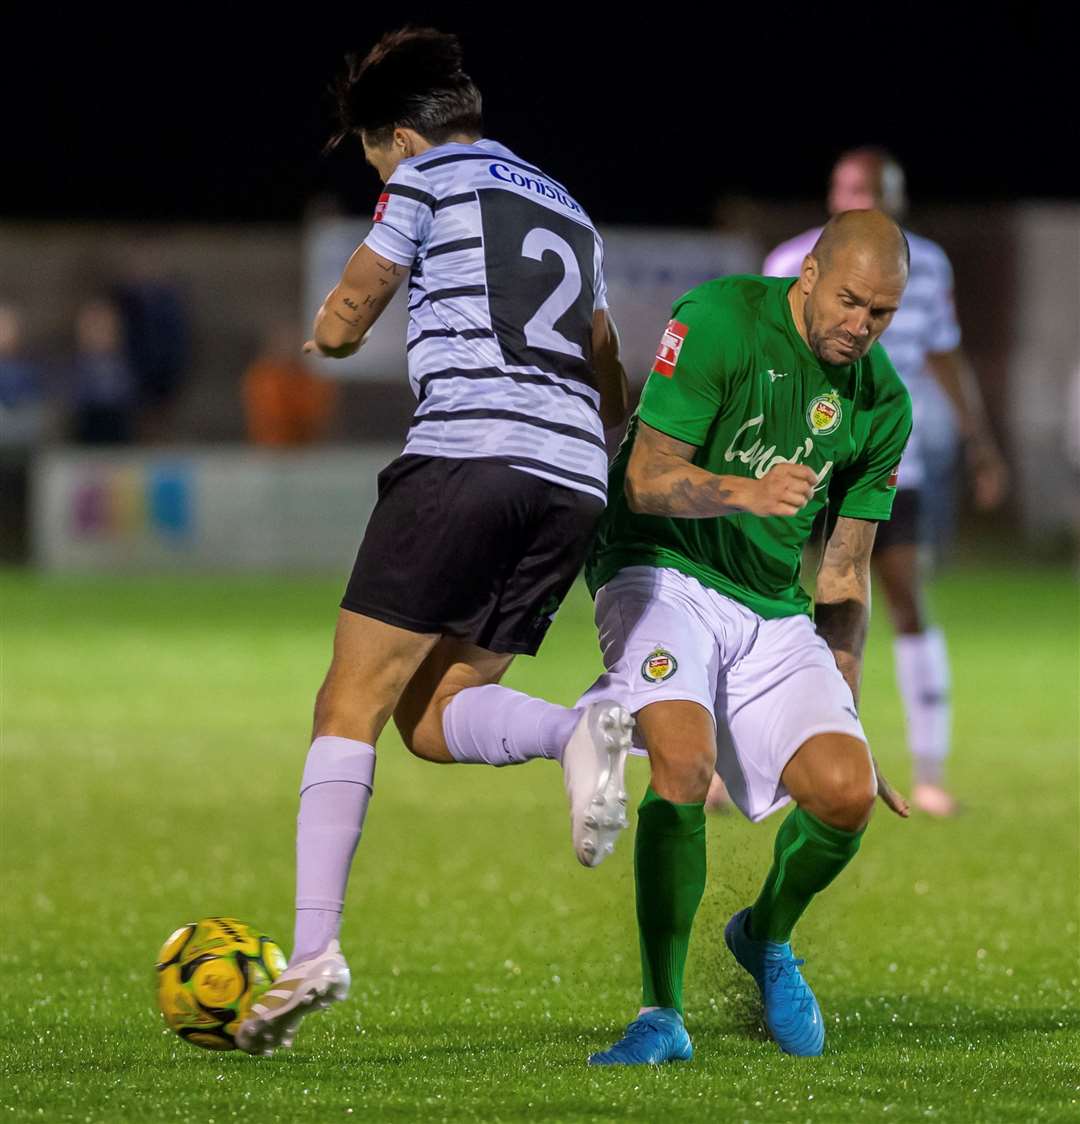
[{"xmin": 742, "ymin": 462, "xmax": 819, "ymax": 517}]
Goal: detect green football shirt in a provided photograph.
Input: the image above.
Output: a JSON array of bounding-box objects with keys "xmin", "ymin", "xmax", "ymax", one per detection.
[{"xmin": 586, "ymin": 274, "xmax": 913, "ymax": 618}]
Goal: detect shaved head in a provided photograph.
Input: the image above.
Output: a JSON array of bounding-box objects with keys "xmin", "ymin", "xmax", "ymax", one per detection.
[
  {"xmin": 788, "ymin": 210, "xmax": 909, "ymax": 367},
  {"xmin": 811, "ymin": 209, "xmax": 910, "ymax": 279}
]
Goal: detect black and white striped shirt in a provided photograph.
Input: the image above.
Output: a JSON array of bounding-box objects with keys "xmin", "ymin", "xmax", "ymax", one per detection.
[{"xmin": 364, "ymin": 139, "xmax": 609, "ymax": 502}]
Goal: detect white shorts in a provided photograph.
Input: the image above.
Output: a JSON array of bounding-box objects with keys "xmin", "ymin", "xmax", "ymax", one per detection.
[{"xmin": 576, "ymin": 566, "xmax": 867, "ymax": 823}]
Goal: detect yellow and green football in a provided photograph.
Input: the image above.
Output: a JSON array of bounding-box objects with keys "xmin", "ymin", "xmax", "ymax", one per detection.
[{"xmin": 155, "ymin": 917, "xmax": 287, "ymax": 1050}]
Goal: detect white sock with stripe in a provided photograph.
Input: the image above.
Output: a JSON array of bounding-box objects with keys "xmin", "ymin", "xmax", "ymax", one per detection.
[{"xmin": 893, "ymin": 629, "xmax": 951, "ymax": 785}]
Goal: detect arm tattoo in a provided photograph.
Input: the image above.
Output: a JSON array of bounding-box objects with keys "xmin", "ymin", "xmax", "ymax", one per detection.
[
  {"xmin": 814, "ymin": 517, "xmax": 877, "ymax": 703},
  {"xmin": 332, "ymin": 309, "xmax": 361, "ymax": 326},
  {"xmin": 375, "ymin": 260, "xmax": 403, "ymax": 276},
  {"xmin": 343, "ymin": 296, "xmax": 360, "ymax": 311},
  {"xmin": 625, "ymin": 423, "xmax": 740, "ymax": 518},
  {"xmin": 641, "ymin": 469, "xmax": 736, "ymax": 517}
]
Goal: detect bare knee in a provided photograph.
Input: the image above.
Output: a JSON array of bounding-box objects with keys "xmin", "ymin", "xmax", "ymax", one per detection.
[
  {"xmin": 808, "ymin": 763, "xmax": 876, "ymax": 831},
  {"xmin": 664, "ymin": 748, "xmax": 717, "ymax": 804},
  {"xmin": 637, "ymin": 701, "xmax": 717, "ymax": 804},
  {"xmin": 784, "ymin": 734, "xmax": 876, "ymax": 832}
]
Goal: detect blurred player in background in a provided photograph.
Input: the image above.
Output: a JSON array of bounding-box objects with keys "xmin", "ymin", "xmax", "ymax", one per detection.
[
  {"xmin": 587, "ymin": 211, "xmax": 913, "ymax": 1064},
  {"xmin": 238, "ymin": 28, "xmax": 632, "ymax": 1057},
  {"xmin": 707, "ymin": 147, "xmax": 1008, "ymax": 817}
]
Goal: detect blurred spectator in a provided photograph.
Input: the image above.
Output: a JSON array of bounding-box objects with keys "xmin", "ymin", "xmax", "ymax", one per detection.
[
  {"xmin": 0, "ymin": 303, "xmax": 49, "ymax": 560},
  {"xmin": 0, "ymin": 303, "xmax": 47, "ymax": 451},
  {"xmin": 243, "ymin": 325, "xmax": 338, "ymax": 446},
  {"xmin": 111, "ymin": 247, "xmax": 192, "ymax": 439},
  {"xmin": 69, "ymin": 299, "xmax": 138, "ymax": 444}
]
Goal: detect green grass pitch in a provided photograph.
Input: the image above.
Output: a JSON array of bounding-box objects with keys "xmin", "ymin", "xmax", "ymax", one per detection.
[{"xmin": 2, "ymin": 567, "xmax": 1077, "ymax": 1122}]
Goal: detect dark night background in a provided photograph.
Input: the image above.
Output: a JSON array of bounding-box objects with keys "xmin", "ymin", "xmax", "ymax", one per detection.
[{"xmin": 6, "ymin": 6, "xmax": 1071, "ymax": 226}]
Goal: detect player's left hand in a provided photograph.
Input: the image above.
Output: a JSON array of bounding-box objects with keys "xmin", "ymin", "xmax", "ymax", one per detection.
[
  {"xmin": 872, "ymin": 755, "xmax": 910, "ymax": 818},
  {"xmin": 967, "ymin": 437, "xmax": 1009, "ymax": 510}
]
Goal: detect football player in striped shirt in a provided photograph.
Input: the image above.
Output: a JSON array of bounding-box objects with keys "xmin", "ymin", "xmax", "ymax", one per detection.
[{"xmin": 238, "ymin": 28, "xmax": 632, "ymax": 1056}]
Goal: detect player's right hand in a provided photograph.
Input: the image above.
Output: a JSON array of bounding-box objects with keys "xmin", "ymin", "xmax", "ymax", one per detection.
[
  {"xmin": 744, "ymin": 462, "xmax": 819, "ymax": 517},
  {"xmin": 303, "ymin": 328, "xmax": 371, "ymax": 360}
]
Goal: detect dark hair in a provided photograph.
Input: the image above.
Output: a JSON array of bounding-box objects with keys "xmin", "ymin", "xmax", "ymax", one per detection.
[{"xmin": 330, "ymin": 27, "xmax": 483, "ymax": 150}]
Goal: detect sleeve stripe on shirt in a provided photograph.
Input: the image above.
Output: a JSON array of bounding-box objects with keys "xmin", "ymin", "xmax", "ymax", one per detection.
[
  {"xmin": 433, "ymin": 191, "xmax": 478, "ymax": 212},
  {"xmin": 424, "ymin": 236, "xmax": 484, "ymax": 259},
  {"xmin": 376, "ymin": 221, "xmax": 421, "ymax": 247},
  {"xmin": 414, "ymin": 365, "xmax": 599, "ymax": 408},
  {"xmin": 410, "ymin": 407, "xmax": 606, "ymax": 450},
  {"xmin": 406, "ymin": 328, "xmax": 496, "ymax": 353},
  {"xmin": 385, "ymin": 183, "xmax": 437, "ymax": 209},
  {"xmin": 409, "ymin": 284, "xmax": 487, "ymax": 311}
]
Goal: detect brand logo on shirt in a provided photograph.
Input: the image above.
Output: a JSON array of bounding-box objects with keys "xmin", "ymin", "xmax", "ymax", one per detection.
[
  {"xmin": 723, "ymin": 415, "xmax": 834, "ymax": 494},
  {"xmin": 806, "ymin": 391, "xmax": 843, "ymax": 435},
  {"xmin": 767, "ymin": 369, "xmax": 789, "ymax": 382},
  {"xmin": 488, "ymin": 163, "xmax": 582, "ymax": 212},
  {"xmin": 652, "ymin": 320, "xmax": 688, "ymax": 378},
  {"xmin": 641, "ymin": 647, "xmax": 678, "ymax": 683},
  {"xmin": 373, "ymin": 193, "xmax": 390, "ymax": 223},
  {"xmin": 886, "ymin": 464, "xmax": 900, "ymax": 488}
]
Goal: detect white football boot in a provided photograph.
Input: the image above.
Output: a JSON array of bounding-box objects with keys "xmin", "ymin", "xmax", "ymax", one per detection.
[
  {"xmin": 562, "ymin": 701, "xmax": 633, "ymax": 867},
  {"xmin": 236, "ymin": 940, "xmax": 350, "ymax": 1057}
]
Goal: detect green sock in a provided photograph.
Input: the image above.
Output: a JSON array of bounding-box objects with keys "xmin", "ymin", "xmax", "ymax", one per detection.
[
  {"xmin": 635, "ymin": 786, "xmax": 706, "ymax": 1015},
  {"xmin": 748, "ymin": 806, "xmax": 864, "ymax": 943}
]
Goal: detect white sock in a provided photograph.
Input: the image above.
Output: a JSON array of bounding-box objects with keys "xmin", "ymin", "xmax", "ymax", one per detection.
[
  {"xmin": 893, "ymin": 628, "xmax": 951, "ymax": 786},
  {"xmin": 442, "ymin": 684, "xmax": 580, "ymax": 765},
  {"xmin": 292, "ymin": 736, "xmax": 375, "ymax": 964}
]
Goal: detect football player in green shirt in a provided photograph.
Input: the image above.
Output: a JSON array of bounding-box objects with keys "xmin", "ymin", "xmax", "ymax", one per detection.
[{"xmin": 585, "ymin": 209, "xmax": 914, "ymax": 1063}]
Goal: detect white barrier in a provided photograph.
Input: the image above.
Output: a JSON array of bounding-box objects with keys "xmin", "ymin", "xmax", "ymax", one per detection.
[{"xmin": 31, "ymin": 446, "xmax": 401, "ymax": 572}]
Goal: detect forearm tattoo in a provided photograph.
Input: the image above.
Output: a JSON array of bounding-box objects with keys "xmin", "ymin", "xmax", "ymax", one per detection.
[
  {"xmin": 815, "ymin": 517, "xmax": 876, "ymax": 703},
  {"xmin": 638, "ymin": 463, "xmax": 737, "ymax": 517},
  {"xmin": 815, "ymin": 600, "xmax": 869, "ymax": 702},
  {"xmin": 629, "ymin": 425, "xmax": 738, "ymax": 518}
]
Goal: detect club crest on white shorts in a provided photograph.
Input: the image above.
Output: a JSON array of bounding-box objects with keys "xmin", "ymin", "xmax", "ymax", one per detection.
[{"xmin": 641, "ymin": 647, "xmax": 678, "ymax": 683}]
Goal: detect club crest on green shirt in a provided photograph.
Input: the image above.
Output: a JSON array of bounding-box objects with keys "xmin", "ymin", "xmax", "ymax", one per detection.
[
  {"xmin": 807, "ymin": 391, "xmax": 843, "ymax": 435},
  {"xmin": 641, "ymin": 647, "xmax": 678, "ymax": 683}
]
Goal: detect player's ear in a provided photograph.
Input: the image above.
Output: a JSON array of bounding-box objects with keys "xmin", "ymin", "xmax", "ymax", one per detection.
[
  {"xmin": 801, "ymin": 254, "xmax": 818, "ymax": 293},
  {"xmin": 393, "ymin": 128, "xmax": 413, "ymax": 159}
]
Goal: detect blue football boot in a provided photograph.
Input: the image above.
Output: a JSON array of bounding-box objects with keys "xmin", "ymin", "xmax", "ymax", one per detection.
[
  {"xmin": 724, "ymin": 907, "xmax": 825, "ymax": 1056},
  {"xmin": 588, "ymin": 1008, "xmax": 694, "ymax": 1066}
]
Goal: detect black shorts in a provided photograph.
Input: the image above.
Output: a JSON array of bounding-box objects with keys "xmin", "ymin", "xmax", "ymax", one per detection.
[
  {"xmin": 873, "ymin": 488, "xmax": 920, "ymax": 551},
  {"xmin": 342, "ymin": 455, "xmax": 604, "ymax": 656}
]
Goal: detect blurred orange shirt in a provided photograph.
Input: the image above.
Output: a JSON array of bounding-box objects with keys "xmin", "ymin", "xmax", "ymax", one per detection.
[{"xmin": 243, "ymin": 358, "xmax": 338, "ymax": 446}]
